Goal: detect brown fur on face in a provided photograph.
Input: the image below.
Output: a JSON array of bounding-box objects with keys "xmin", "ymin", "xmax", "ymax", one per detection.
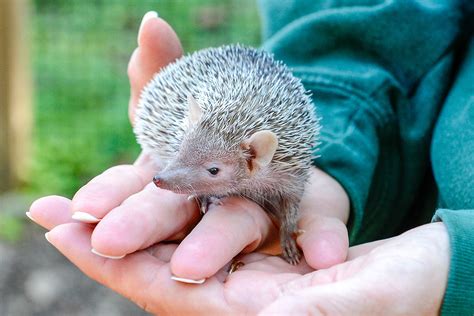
[{"xmin": 154, "ymin": 139, "xmax": 250, "ymax": 196}]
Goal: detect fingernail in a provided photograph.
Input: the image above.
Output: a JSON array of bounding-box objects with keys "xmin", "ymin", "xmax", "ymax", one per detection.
[
  {"xmin": 45, "ymin": 232, "xmax": 51, "ymax": 243},
  {"xmin": 171, "ymin": 275, "xmax": 206, "ymax": 284},
  {"xmin": 91, "ymin": 248, "xmax": 126, "ymax": 260},
  {"xmin": 25, "ymin": 212, "xmax": 37, "ymax": 223},
  {"xmin": 72, "ymin": 212, "xmax": 101, "ymax": 224},
  {"xmin": 138, "ymin": 11, "xmax": 159, "ymax": 45}
]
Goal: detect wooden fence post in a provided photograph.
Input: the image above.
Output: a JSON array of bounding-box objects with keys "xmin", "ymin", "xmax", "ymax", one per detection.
[{"xmin": 0, "ymin": 0, "xmax": 32, "ymax": 192}]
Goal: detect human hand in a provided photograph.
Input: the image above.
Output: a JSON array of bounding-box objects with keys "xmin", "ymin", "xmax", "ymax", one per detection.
[
  {"xmin": 260, "ymin": 222, "xmax": 450, "ymax": 315},
  {"xmin": 27, "ymin": 198, "xmax": 449, "ymax": 315},
  {"xmin": 28, "ymin": 11, "xmax": 349, "ymax": 286}
]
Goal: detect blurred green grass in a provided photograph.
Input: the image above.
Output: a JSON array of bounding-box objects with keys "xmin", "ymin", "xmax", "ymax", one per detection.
[
  {"xmin": 28, "ymin": 0, "xmax": 261, "ymax": 197},
  {"xmin": 0, "ymin": 213, "xmax": 25, "ymax": 242}
]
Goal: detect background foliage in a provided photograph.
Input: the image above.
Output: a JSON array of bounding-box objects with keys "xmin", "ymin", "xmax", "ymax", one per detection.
[{"xmin": 28, "ymin": 0, "xmax": 261, "ymax": 197}]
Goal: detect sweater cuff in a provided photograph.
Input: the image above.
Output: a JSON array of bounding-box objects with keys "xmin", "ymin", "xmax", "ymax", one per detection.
[{"xmin": 432, "ymin": 209, "xmax": 474, "ymax": 315}]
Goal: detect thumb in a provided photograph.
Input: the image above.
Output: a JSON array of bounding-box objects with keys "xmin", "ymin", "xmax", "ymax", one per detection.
[
  {"xmin": 128, "ymin": 12, "xmax": 183, "ymax": 124},
  {"xmin": 297, "ymin": 167, "xmax": 350, "ymax": 269}
]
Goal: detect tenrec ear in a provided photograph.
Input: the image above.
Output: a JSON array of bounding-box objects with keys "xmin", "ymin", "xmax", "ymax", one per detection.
[
  {"xmin": 242, "ymin": 130, "xmax": 278, "ymax": 173},
  {"xmin": 187, "ymin": 94, "xmax": 203, "ymax": 127}
]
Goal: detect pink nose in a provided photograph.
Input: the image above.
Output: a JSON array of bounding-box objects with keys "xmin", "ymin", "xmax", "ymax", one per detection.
[{"xmin": 153, "ymin": 176, "xmax": 162, "ymax": 187}]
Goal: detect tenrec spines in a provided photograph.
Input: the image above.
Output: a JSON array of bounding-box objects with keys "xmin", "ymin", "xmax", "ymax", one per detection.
[{"xmin": 134, "ymin": 44, "xmax": 319, "ymax": 174}]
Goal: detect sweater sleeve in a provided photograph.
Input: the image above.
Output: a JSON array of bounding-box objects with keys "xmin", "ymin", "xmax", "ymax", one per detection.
[
  {"xmin": 258, "ymin": 0, "xmax": 469, "ymax": 243},
  {"xmin": 432, "ymin": 209, "xmax": 474, "ymax": 315}
]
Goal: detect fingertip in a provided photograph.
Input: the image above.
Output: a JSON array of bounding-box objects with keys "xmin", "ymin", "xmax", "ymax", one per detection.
[
  {"xmin": 138, "ymin": 11, "xmax": 159, "ymax": 46},
  {"xmin": 297, "ymin": 213, "xmax": 349, "ymax": 269},
  {"xmin": 29, "ymin": 195, "xmax": 73, "ymax": 229},
  {"xmin": 71, "ymin": 164, "xmax": 153, "ymax": 220},
  {"xmin": 89, "ymin": 187, "xmax": 198, "ymax": 259},
  {"xmin": 129, "ymin": 16, "xmax": 183, "ymax": 118},
  {"xmin": 46, "ymin": 222, "xmax": 93, "ymax": 250},
  {"xmin": 30, "ymin": 195, "xmax": 69, "ymax": 213},
  {"xmin": 299, "ymin": 230, "xmax": 348, "ymax": 269},
  {"xmin": 90, "ymin": 212, "xmax": 131, "ymax": 258},
  {"xmin": 133, "ymin": 16, "xmax": 183, "ymax": 85},
  {"xmin": 70, "ymin": 184, "xmax": 104, "ymax": 217},
  {"xmin": 138, "ymin": 16, "xmax": 182, "ymax": 58},
  {"xmin": 170, "ymin": 237, "xmax": 212, "ymax": 280}
]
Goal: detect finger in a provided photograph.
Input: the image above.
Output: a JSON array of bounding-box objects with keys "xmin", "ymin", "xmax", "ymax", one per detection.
[
  {"xmin": 128, "ymin": 13, "xmax": 183, "ymax": 123},
  {"xmin": 170, "ymin": 197, "xmax": 277, "ymax": 281},
  {"xmin": 46, "ymin": 223, "xmax": 231, "ymax": 314},
  {"xmin": 28, "ymin": 195, "xmax": 74, "ymax": 230},
  {"xmin": 45, "ymin": 223, "xmax": 168, "ymax": 306},
  {"xmin": 90, "ymin": 183, "xmax": 200, "ymax": 258},
  {"xmin": 297, "ymin": 215, "xmax": 349, "ymax": 269},
  {"xmin": 71, "ymin": 153, "xmax": 157, "ymax": 220},
  {"xmin": 297, "ymin": 168, "xmax": 350, "ymax": 269},
  {"xmin": 46, "ymin": 223, "xmax": 168, "ymax": 296}
]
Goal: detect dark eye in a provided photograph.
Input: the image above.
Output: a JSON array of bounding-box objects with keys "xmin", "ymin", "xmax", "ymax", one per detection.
[{"xmin": 207, "ymin": 167, "xmax": 219, "ymax": 175}]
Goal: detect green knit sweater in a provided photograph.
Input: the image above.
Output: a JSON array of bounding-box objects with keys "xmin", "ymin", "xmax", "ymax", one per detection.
[{"xmin": 258, "ymin": 0, "xmax": 474, "ymax": 314}]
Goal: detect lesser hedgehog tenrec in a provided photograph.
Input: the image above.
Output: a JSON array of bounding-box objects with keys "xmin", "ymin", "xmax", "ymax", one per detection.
[{"xmin": 133, "ymin": 45, "xmax": 319, "ymax": 264}]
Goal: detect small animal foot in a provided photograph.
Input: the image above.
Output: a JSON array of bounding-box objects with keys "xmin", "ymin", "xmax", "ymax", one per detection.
[
  {"xmin": 199, "ymin": 200, "xmax": 209, "ymax": 215},
  {"xmin": 281, "ymin": 236, "xmax": 302, "ymax": 265},
  {"xmin": 209, "ymin": 196, "xmax": 223, "ymax": 206}
]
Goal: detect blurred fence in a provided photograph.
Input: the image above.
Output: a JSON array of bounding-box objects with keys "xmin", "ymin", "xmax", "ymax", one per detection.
[
  {"xmin": 28, "ymin": 0, "xmax": 261, "ymax": 196},
  {"xmin": 0, "ymin": 0, "xmax": 32, "ymax": 192}
]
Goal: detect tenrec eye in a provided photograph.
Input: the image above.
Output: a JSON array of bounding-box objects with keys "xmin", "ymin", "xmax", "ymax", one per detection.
[{"xmin": 208, "ymin": 167, "xmax": 219, "ymax": 175}]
